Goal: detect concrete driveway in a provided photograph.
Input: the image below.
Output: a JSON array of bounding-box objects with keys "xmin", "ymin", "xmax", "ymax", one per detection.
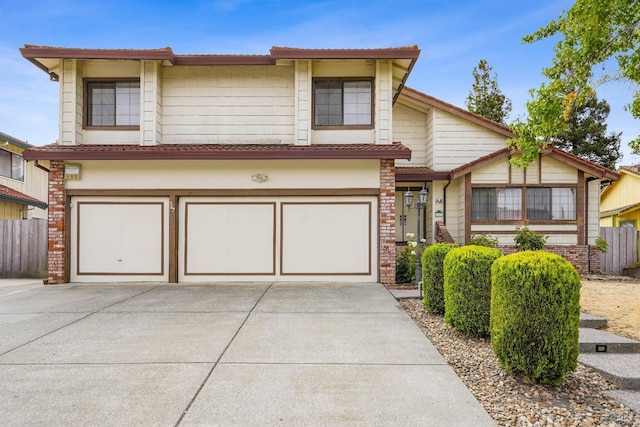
[{"xmin": 0, "ymin": 280, "xmax": 494, "ymax": 426}]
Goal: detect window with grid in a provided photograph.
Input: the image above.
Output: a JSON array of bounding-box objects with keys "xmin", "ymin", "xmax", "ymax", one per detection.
[
  {"xmin": 86, "ymin": 81, "xmax": 140, "ymax": 127},
  {"xmin": 472, "ymin": 188, "xmax": 522, "ymax": 221},
  {"xmin": 526, "ymin": 188, "xmax": 576, "ymax": 220},
  {"xmin": 313, "ymin": 80, "xmax": 372, "ymax": 127},
  {"xmin": 0, "ymin": 149, "xmax": 24, "ymax": 181}
]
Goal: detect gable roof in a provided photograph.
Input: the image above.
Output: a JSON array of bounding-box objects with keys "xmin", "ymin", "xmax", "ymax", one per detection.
[
  {"xmin": 0, "ymin": 184, "xmax": 47, "ymax": 210},
  {"xmin": 450, "ymin": 146, "xmax": 620, "ymax": 181},
  {"xmin": 619, "ymin": 165, "xmax": 640, "ymax": 177},
  {"xmin": 22, "ymin": 142, "xmax": 412, "ymax": 161},
  {"xmin": 600, "ymin": 202, "xmax": 640, "ymax": 218},
  {"xmin": 398, "ymin": 86, "xmax": 515, "ymax": 138},
  {"xmin": 20, "ymin": 45, "xmax": 419, "ymax": 102},
  {"xmin": 600, "ymin": 164, "xmax": 640, "ymax": 198}
]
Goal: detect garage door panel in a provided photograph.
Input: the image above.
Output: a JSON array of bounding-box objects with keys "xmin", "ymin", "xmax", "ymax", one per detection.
[
  {"xmin": 281, "ymin": 202, "xmax": 371, "ymax": 275},
  {"xmin": 184, "ymin": 202, "xmax": 276, "ymax": 275},
  {"xmin": 76, "ymin": 202, "xmax": 165, "ymax": 275}
]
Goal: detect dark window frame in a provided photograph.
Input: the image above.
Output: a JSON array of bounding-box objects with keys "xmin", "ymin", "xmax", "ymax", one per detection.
[
  {"xmin": 471, "ymin": 185, "xmax": 578, "ymax": 223},
  {"xmin": 312, "ymin": 77, "xmax": 374, "ymax": 130},
  {"xmin": 84, "ymin": 78, "xmax": 141, "ymax": 130}
]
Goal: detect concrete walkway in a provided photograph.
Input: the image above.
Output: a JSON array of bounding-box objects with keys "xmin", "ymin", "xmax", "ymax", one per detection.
[{"xmin": 0, "ymin": 281, "xmax": 494, "ymax": 426}]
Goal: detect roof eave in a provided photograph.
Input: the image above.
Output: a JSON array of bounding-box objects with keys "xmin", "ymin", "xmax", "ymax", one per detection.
[
  {"xmin": 23, "ymin": 146, "xmax": 412, "ymax": 161},
  {"xmin": 0, "ymin": 194, "xmax": 48, "ymax": 210},
  {"xmin": 545, "ymin": 149, "xmax": 620, "ymax": 181},
  {"xmin": 269, "ymin": 46, "xmax": 421, "ymax": 60},
  {"xmin": 0, "ymin": 132, "xmax": 33, "ymax": 150}
]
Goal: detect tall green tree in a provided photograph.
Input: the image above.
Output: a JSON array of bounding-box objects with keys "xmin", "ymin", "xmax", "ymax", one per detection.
[
  {"xmin": 509, "ymin": 0, "xmax": 640, "ymax": 167},
  {"xmin": 554, "ymin": 95, "xmax": 622, "ymax": 170},
  {"xmin": 466, "ymin": 59, "xmax": 512, "ymax": 125}
]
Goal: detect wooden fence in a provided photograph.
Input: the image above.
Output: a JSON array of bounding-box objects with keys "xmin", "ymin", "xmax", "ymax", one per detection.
[
  {"xmin": 0, "ymin": 219, "xmax": 47, "ymax": 278},
  {"xmin": 600, "ymin": 226, "xmax": 639, "ymax": 275}
]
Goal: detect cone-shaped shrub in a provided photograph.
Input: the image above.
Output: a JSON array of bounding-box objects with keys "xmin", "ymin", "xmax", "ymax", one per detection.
[
  {"xmin": 491, "ymin": 251, "xmax": 581, "ymax": 384},
  {"xmin": 443, "ymin": 245, "xmax": 502, "ymax": 337},
  {"xmin": 422, "ymin": 243, "xmax": 457, "ymax": 314}
]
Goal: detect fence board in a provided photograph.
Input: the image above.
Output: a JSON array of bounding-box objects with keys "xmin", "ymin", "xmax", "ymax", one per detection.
[
  {"xmin": 600, "ymin": 227, "xmax": 639, "ymax": 275},
  {"xmin": 0, "ymin": 219, "xmax": 47, "ymax": 278}
]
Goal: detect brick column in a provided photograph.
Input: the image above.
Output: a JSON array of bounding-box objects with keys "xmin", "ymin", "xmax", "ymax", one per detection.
[
  {"xmin": 379, "ymin": 159, "xmax": 396, "ymax": 284},
  {"xmin": 47, "ymin": 160, "xmax": 66, "ymax": 284}
]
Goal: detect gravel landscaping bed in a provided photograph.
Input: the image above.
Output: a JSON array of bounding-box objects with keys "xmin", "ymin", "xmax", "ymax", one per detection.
[{"xmin": 401, "ymin": 298, "xmax": 640, "ymax": 426}]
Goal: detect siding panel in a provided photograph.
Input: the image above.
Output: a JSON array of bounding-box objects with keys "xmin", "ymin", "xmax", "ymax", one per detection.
[
  {"xmin": 392, "ymin": 104, "xmax": 428, "ymax": 167},
  {"xmin": 162, "ymin": 66, "xmax": 295, "ymax": 144}
]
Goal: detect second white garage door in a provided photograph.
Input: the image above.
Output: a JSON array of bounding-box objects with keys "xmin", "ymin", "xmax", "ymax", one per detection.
[{"xmin": 179, "ymin": 196, "xmax": 377, "ymax": 282}]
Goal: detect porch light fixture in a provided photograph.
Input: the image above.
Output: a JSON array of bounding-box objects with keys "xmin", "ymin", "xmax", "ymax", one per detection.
[{"xmin": 405, "ymin": 186, "xmax": 429, "ymax": 297}]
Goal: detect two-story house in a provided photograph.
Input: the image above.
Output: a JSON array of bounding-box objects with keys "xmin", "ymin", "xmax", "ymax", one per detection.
[
  {"xmin": 21, "ymin": 44, "xmax": 618, "ymax": 284},
  {"xmin": 0, "ymin": 131, "xmax": 48, "ymax": 220}
]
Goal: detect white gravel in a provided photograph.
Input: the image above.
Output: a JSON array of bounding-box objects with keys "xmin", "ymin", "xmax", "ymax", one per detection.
[{"xmin": 400, "ymin": 298, "xmax": 640, "ymax": 426}]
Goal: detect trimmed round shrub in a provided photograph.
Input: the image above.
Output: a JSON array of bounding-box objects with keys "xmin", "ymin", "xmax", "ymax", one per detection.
[
  {"xmin": 443, "ymin": 246, "xmax": 502, "ymax": 337},
  {"xmin": 421, "ymin": 243, "xmax": 457, "ymax": 314},
  {"xmin": 490, "ymin": 251, "xmax": 581, "ymax": 384}
]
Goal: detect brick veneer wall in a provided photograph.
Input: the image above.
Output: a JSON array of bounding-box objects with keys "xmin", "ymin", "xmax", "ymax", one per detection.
[
  {"xmin": 431, "ymin": 221, "xmax": 600, "ymax": 274},
  {"xmin": 379, "ymin": 159, "xmax": 396, "ymax": 283},
  {"xmin": 435, "ymin": 221, "xmax": 455, "ymax": 243},
  {"xmin": 499, "ymin": 245, "xmax": 601, "ymax": 274},
  {"xmin": 47, "ymin": 160, "xmax": 66, "ymax": 284}
]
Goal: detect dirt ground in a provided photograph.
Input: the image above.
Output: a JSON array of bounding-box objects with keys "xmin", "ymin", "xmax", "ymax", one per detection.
[{"xmin": 580, "ymin": 275, "xmax": 640, "ymax": 340}]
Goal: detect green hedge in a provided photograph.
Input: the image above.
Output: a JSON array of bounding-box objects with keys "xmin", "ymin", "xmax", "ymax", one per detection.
[
  {"xmin": 422, "ymin": 243, "xmax": 457, "ymax": 314},
  {"xmin": 443, "ymin": 246, "xmax": 502, "ymax": 337},
  {"xmin": 491, "ymin": 251, "xmax": 581, "ymax": 384}
]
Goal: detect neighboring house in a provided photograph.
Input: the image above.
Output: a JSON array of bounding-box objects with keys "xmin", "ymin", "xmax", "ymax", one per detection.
[
  {"xmin": 600, "ymin": 165, "xmax": 640, "ymax": 229},
  {"xmin": 0, "ymin": 131, "xmax": 48, "ymax": 219},
  {"xmin": 20, "ymin": 44, "xmax": 618, "ymax": 284}
]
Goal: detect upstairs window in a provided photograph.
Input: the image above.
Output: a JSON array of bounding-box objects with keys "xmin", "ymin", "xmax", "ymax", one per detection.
[
  {"xmin": 86, "ymin": 80, "xmax": 140, "ymax": 128},
  {"xmin": 313, "ymin": 79, "xmax": 372, "ymax": 128},
  {"xmin": 0, "ymin": 149, "xmax": 24, "ymax": 181}
]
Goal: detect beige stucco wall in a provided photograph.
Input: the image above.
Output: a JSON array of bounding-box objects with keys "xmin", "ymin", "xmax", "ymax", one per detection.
[{"xmin": 65, "ymin": 159, "xmax": 381, "ymax": 190}]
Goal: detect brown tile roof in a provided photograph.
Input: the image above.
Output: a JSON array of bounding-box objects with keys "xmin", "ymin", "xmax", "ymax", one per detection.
[
  {"xmin": 395, "ymin": 167, "xmax": 450, "ymax": 181},
  {"xmin": 21, "ymin": 44, "xmax": 419, "ymax": 69},
  {"xmin": 270, "ymin": 46, "xmax": 420, "ymax": 60},
  {"xmin": 619, "ymin": 165, "xmax": 640, "ymax": 176},
  {"xmin": 0, "ymin": 185, "xmax": 47, "ymax": 209},
  {"xmin": 20, "ymin": 45, "xmax": 176, "ymax": 60},
  {"xmin": 600, "ymin": 202, "xmax": 640, "ymax": 217},
  {"xmin": 23, "ymin": 143, "xmax": 412, "ymax": 161},
  {"xmin": 20, "ymin": 45, "xmax": 276, "ymax": 71}
]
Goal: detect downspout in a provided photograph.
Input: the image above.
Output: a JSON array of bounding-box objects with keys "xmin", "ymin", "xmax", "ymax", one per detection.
[{"xmin": 442, "ymin": 177, "xmax": 452, "ymax": 225}]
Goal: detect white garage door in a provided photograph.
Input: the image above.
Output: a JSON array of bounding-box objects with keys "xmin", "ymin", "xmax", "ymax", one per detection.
[
  {"xmin": 70, "ymin": 196, "xmax": 377, "ymax": 283},
  {"xmin": 70, "ymin": 197, "xmax": 170, "ymax": 282},
  {"xmin": 179, "ymin": 196, "xmax": 377, "ymax": 282}
]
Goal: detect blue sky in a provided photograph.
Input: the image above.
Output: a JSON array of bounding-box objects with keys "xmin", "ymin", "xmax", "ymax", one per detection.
[{"xmin": 1, "ymin": 0, "xmax": 638, "ymax": 166}]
